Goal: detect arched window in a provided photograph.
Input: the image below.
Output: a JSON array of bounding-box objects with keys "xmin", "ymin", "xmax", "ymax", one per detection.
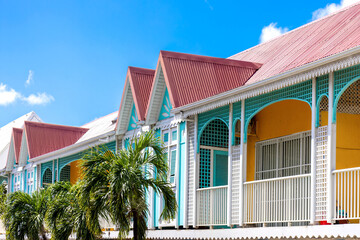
[
  {"xmin": 59, "ymin": 165, "xmax": 71, "ymax": 182},
  {"xmin": 199, "ymin": 119, "xmax": 229, "ymax": 188},
  {"xmin": 42, "ymin": 168, "xmax": 52, "ymax": 188}
]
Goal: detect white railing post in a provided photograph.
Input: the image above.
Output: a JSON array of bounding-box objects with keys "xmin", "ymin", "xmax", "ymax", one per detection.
[
  {"xmin": 227, "ymin": 103, "xmax": 233, "ymax": 227},
  {"xmin": 193, "ymin": 114, "xmax": 198, "ymax": 227},
  {"xmin": 239, "ymin": 100, "xmax": 246, "ymax": 226},
  {"xmin": 327, "ymin": 72, "xmax": 336, "ymax": 223},
  {"xmin": 310, "ymin": 77, "xmax": 316, "ymax": 224}
]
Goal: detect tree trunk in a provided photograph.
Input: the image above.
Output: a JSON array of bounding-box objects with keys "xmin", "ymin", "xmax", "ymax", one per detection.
[{"xmin": 133, "ymin": 211, "xmax": 138, "ymax": 240}]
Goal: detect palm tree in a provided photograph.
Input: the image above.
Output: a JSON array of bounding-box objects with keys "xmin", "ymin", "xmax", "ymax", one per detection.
[
  {"xmin": 80, "ymin": 131, "xmax": 177, "ymax": 240},
  {"xmin": 5, "ymin": 189, "xmax": 49, "ymax": 240},
  {"xmin": 46, "ymin": 181, "xmax": 98, "ymax": 240}
]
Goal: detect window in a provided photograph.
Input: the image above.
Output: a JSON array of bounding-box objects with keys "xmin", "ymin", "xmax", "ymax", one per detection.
[
  {"xmin": 13, "ymin": 172, "xmax": 21, "ymax": 192},
  {"xmin": 162, "ymin": 127, "xmax": 178, "ymax": 184},
  {"xmin": 27, "ymin": 168, "xmax": 35, "ymax": 194},
  {"xmin": 255, "ymin": 130, "xmax": 311, "ymax": 180}
]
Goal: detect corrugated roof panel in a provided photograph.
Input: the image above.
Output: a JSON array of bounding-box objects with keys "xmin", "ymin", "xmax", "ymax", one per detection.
[
  {"xmin": 160, "ymin": 51, "xmax": 262, "ymax": 108},
  {"xmin": 129, "ymin": 67, "xmax": 155, "ymax": 120},
  {"xmin": 24, "ymin": 121, "xmax": 88, "ymax": 159},
  {"xmin": 230, "ymin": 3, "xmax": 360, "ymax": 84},
  {"xmin": 12, "ymin": 128, "xmax": 23, "ymax": 164}
]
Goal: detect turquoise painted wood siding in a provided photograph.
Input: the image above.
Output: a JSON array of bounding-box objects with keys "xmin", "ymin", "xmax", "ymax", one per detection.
[
  {"xmin": 128, "ymin": 104, "xmax": 139, "ymax": 131},
  {"xmin": 178, "ymin": 122, "xmax": 186, "ymax": 225},
  {"xmin": 158, "ymin": 88, "xmax": 173, "ymax": 121}
]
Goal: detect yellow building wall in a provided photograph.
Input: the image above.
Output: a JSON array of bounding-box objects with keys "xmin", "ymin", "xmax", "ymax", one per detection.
[
  {"xmin": 320, "ymin": 111, "xmax": 360, "ymax": 170},
  {"xmin": 70, "ymin": 160, "xmax": 82, "ymax": 185},
  {"xmin": 246, "ymin": 100, "xmax": 311, "ymax": 181}
]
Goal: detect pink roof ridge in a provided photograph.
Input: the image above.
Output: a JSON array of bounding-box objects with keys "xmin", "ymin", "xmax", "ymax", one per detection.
[
  {"xmin": 152, "ymin": 50, "xmax": 262, "ymax": 109},
  {"xmin": 24, "ymin": 121, "xmax": 88, "ymax": 159},
  {"xmin": 230, "ymin": 3, "xmax": 360, "ymax": 85}
]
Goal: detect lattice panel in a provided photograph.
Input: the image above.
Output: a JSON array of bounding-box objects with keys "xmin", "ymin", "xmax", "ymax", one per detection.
[
  {"xmin": 336, "ymin": 80, "xmax": 360, "ymax": 115},
  {"xmin": 318, "ymin": 96, "xmax": 329, "ymax": 127},
  {"xmin": 199, "ymin": 119, "xmax": 229, "ymax": 149},
  {"xmin": 245, "ymin": 80, "xmax": 312, "ymax": 139},
  {"xmin": 199, "ymin": 148, "xmax": 211, "ymax": 188},
  {"xmin": 42, "ymin": 168, "xmax": 52, "ymax": 187},
  {"xmin": 334, "ymin": 64, "xmax": 360, "ymax": 106},
  {"xmin": 315, "ymin": 126, "xmax": 328, "ymax": 221},
  {"xmin": 60, "ymin": 165, "xmax": 71, "ymax": 182},
  {"xmin": 316, "ymin": 74, "xmax": 329, "ymax": 99},
  {"xmin": 198, "ymin": 105, "xmax": 229, "ymax": 137}
]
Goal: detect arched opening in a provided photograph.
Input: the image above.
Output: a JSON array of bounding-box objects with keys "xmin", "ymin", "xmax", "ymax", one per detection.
[
  {"xmin": 199, "ymin": 119, "xmax": 229, "ymax": 188},
  {"xmin": 246, "ymin": 100, "xmax": 312, "ymax": 181},
  {"xmin": 197, "ymin": 118, "xmax": 229, "ymax": 226},
  {"xmin": 334, "ymin": 80, "xmax": 360, "ymax": 223},
  {"xmin": 244, "ymin": 100, "xmax": 312, "ymax": 225},
  {"xmin": 42, "ymin": 168, "xmax": 52, "ymax": 188},
  {"xmin": 335, "ymin": 80, "xmax": 360, "ymax": 170}
]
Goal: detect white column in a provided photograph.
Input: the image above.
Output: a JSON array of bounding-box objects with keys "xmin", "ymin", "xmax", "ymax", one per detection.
[
  {"xmin": 183, "ymin": 120, "xmax": 189, "ymax": 228},
  {"xmin": 193, "ymin": 114, "xmax": 198, "ymax": 227},
  {"xmin": 227, "ymin": 104, "xmax": 233, "ymax": 227},
  {"xmin": 52, "ymin": 160, "xmax": 55, "ymax": 184},
  {"xmin": 327, "ymin": 71, "xmax": 336, "ymax": 223},
  {"xmin": 239, "ymin": 100, "xmax": 246, "ymax": 226},
  {"xmin": 310, "ymin": 77, "xmax": 317, "ymax": 224},
  {"xmin": 175, "ymin": 123, "xmax": 181, "ymax": 229}
]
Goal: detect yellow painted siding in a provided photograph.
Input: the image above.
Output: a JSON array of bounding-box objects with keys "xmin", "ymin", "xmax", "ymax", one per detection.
[
  {"xmin": 70, "ymin": 160, "xmax": 82, "ymax": 185},
  {"xmin": 246, "ymin": 100, "xmax": 311, "ymax": 181}
]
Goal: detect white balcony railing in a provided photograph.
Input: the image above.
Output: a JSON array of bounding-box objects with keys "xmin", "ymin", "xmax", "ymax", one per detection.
[
  {"xmin": 333, "ymin": 167, "xmax": 360, "ymax": 221},
  {"xmin": 196, "ymin": 186, "xmax": 227, "ymax": 226},
  {"xmin": 243, "ymin": 174, "xmax": 311, "ymax": 224}
]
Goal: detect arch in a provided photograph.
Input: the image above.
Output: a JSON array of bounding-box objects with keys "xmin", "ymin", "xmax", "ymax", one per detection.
[
  {"xmin": 59, "ymin": 165, "xmax": 71, "ymax": 182},
  {"xmin": 42, "ymin": 168, "xmax": 52, "ymax": 187},
  {"xmin": 316, "ymin": 94, "xmax": 329, "ymax": 127},
  {"xmin": 244, "ymin": 98, "xmax": 312, "ymax": 142},
  {"xmin": 197, "ymin": 117, "xmax": 229, "ymax": 152},
  {"xmin": 233, "ymin": 118, "xmax": 241, "ymax": 145},
  {"xmin": 333, "ymin": 76, "xmax": 360, "ymax": 123}
]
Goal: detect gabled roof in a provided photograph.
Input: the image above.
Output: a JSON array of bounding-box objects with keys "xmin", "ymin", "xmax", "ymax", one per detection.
[
  {"xmin": 12, "ymin": 128, "xmax": 23, "ymax": 164},
  {"xmin": 116, "ymin": 67, "xmax": 155, "ymax": 134},
  {"xmin": 145, "ymin": 51, "xmax": 261, "ymax": 124},
  {"xmin": 159, "ymin": 51, "xmax": 262, "ymax": 108},
  {"xmin": 230, "ymin": 2, "xmax": 360, "ymax": 85},
  {"xmin": 0, "ymin": 111, "xmax": 42, "ymax": 170},
  {"xmin": 23, "ymin": 121, "xmax": 88, "ymax": 159}
]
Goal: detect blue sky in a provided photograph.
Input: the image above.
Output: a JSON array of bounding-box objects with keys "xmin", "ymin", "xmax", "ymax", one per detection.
[{"xmin": 0, "ymin": 0, "xmax": 355, "ymax": 127}]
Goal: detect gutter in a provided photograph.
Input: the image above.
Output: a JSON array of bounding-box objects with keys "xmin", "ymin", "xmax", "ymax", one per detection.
[
  {"xmin": 29, "ymin": 130, "xmax": 115, "ymax": 165},
  {"xmin": 172, "ymin": 45, "xmax": 360, "ymax": 115}
]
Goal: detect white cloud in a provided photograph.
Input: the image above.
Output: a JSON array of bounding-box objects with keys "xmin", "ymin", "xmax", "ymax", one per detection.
[
  {"xmin": 0, "ymin": 83, "xmax": 20, "ymax": 106},
  {"xmin": 312, "ymin": 0, "xmax": 360, "ymax": 21},
  {"xmin": 22, "ymin": 93, "xmax": 54, "ymax": 105},
  {"xmin": 259, "ymin": 23, "xmax": 289, "ymax": 43},
  {"xmin": 25, "ymin": 70, "xmax": 34, "ymax": 86}
]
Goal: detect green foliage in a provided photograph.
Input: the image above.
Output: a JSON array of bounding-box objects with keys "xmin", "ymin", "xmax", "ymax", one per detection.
[
  {"xmin": 5, "ymin": 189, "xmax": 49, "ymax": 240},
  {"xmin": 46, "ymin": 181, "xmax": 99, "ymax": 240},
  {"xmin": 80, "ymin": 131, "xmax": 177, "ymax": 240},
  {"xmin": 0, "ymin": 182, "xmax": 7, "ymax": 218}
]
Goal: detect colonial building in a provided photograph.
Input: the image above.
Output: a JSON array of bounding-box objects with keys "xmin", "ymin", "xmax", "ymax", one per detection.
[{"xmin": 2, "ymin": 3, "xmax": 360, "ymax": 239}]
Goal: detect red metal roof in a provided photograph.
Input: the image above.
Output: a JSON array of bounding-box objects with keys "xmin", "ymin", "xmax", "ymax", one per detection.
[
  {"xmin": 24, "ymin": 121, "xmax": 88, "ymax": 159},
  {"xmin": 230, "ymin": 3, "xmax": 360, "ymax": 85},
  {"xmin": 159, "ymin": 50, "xmax": 262, "ymax": 108},
  {"xmin": 128, "ymin": 67, "xmax": 155, "ymax": 120},
  {"xmin": 12, "ymin": 128, "xmax": 23, "ymax": 164}
]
